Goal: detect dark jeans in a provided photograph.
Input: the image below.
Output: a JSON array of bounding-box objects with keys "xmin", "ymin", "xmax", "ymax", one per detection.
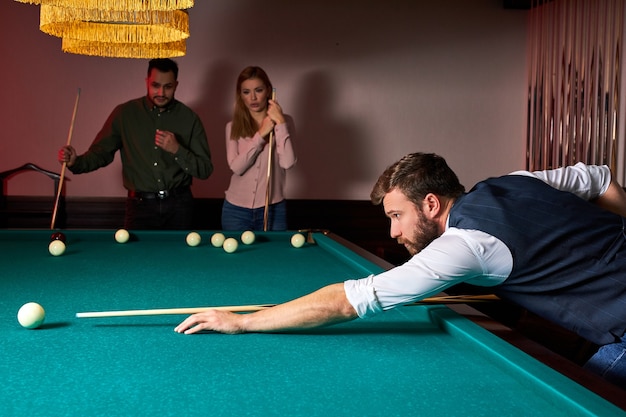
[
  {"xmin": 125, "ymin": 188, "xmax": 194, "ymax": 230},
  {"xmin": 221, "ymin": 199, "xmax": 287, "ymax": 231},
  {"xmin": 584, "ymin": 334, "xmax": 626, "ymax": 389}
]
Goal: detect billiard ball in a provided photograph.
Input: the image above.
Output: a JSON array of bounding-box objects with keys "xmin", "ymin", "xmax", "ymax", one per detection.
[
  {"xmin": 223, "ymin": 237, "xmax": 238, "ymax": 253},
  {"xmin": 48, "ymin": 240, "xmax": 66, "ymax": 256},
  {"xmin": 186, "ymin": 231, "xmax": 202, "ymax": 247},
  {"xmin": 115, "ymin": 229, "xmax": 130, "ymax": 244},
  {"xmin": 241, "ymin": 230, "xmax": 255, "ymax": 245},
  {"xmin": 291, "ymin": 233, "xmax": 305, "ymax": 248},
  {"xmin": 50, "ymin": 232, "xmax": 66, "ymax": 243},
  {"xmin": 17, "ymin": 302, "xmax": 45, "ymax": 329},
  {"xmin": 211, "ymin": 232, "xmax": 226, "ymax": 248}
]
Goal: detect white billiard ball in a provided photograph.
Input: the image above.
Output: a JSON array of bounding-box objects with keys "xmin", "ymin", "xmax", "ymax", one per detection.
[
  {"xmin": 241, "ymin": 230, "xmax": 256, "ymax": 245},
  {"xmin": 115, "ymin": 229, "xmax": 130, "ymax": 244},
  {"xmin": 223, "ymin": 237, "xmax": 238, "ymax": 253},
  {"xmin": 17, "ymin": 302, "xmax": 46, "ymax": 329},
  {"xmin": 48, "ymin": 240, "xmax": 66, "ymax": 256},
  {"xmin": 291, "ymin": 233, "xmax": 305, "ymax": 248},
  {"xmin": 186, "ymin": 232, "xmax": 202, "ymax": 247},
  {"xmin": 211, "ymin": 232, "xmax": 226, "ymax": 248}
]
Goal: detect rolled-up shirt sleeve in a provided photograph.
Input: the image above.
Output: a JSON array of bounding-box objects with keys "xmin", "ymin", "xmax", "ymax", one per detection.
[
  {"xmin": 510, "ymin": 162, "xmax": 610, "ymax": 200},
  {"xmin": 345, "ymin": 163, "xmax": 610, "ymax": 319},
  {"xmin": 344, "ymin": 229, "xmax": 511, "ymax": 318}
]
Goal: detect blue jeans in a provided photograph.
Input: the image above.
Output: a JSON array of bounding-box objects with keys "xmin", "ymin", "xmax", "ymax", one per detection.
[
  {"xmin": 221, "ymin": 199, "xmax": 287, "ymax": 231},
  {"xmin": 584, "ymin": 334, "xmax": 626, "ymax": 389}
]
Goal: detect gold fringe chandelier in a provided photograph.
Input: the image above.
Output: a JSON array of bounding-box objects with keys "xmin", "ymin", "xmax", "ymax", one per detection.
[
  {"xmin": 40, "ymin": 6, "xmax": 189, "ymax": 44},
  {"xmin": 62, "ymin": 38, "xmax": 186, "ymax": 58},
  {"xmin": 15, "ymin": 0, "xmax": 194, "ymax": 11},
  {"xmin": 16, "ymin": 0, "xmax": 194, "ymax": 58}
]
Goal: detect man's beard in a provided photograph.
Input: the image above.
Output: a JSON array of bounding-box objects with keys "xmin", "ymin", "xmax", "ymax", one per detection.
[
  {"xmin": 402, "ymin": 209, "xmax": 440, "ymax": 256},
  {"xmin": 150, "ymin": 95, "xmax": 171, "ymax": 108}
]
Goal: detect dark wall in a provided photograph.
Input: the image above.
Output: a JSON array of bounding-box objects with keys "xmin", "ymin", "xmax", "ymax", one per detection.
[{"xmin": 1, "ymin": 196, "xmax": 411, "ymax": 266}]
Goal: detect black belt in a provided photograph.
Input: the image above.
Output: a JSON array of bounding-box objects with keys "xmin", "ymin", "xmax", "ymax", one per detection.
[{"xmin": 128, "ymin": 186, "xmax": 190, "ymax": 200}]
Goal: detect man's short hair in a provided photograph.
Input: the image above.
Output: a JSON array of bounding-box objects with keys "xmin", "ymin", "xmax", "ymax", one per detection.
[
  {"xmin": 148, "ymin": 59, "xmax": 179, "ymax": 79},
  {"xmin": 371, "ymin": 152, "xmax": 465, "ymax": 206}
]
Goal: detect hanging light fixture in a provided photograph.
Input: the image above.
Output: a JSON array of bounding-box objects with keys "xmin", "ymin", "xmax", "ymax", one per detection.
[
  {"xmin": 40, "ymin": 5, "xmax": 189, "ymax": 44},
  {"xmin": 16, "ymin": 0, "xmax": 193, "ymax": 58},
  {"xmin": 15, "ymin": 0, "xmax": 194, "ymax": 11},
  {"xmin": 61, "ymin": 38, "xmax": 186, "ymax": 58}
]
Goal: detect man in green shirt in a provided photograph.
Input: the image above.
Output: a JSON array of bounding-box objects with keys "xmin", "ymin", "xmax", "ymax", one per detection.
[{"xmin": 58, "ymin": 59, "xmax": 213, "ymax": 229}]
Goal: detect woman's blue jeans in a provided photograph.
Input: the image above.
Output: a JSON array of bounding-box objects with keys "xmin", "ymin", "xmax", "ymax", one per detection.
[{"xmin": 221, "ymin": 199, "xmax": 287, "ymax": 231}]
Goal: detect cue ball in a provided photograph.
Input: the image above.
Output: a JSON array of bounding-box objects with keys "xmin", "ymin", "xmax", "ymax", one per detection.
[
  {"xmin": 50, "ymin": 232, "xmax": 66, "ymax": 243},
  {"xmin": 291, "ymin": 233, "xmax": 305, "ymax": 248},
  {"xmin": 48, "ymin": 240, "xmax": 66, "ymax": 256},
  {"xmin": 17, "ymin": 302, "xmax": 45, "ymax": 329},
  {"xmin": 211, "ymin": 232, "xmax": 226, "ymax": 247},
  {"xmin": 115, "ymin": 229, "xmax": 130, "ymax": 244},
  {"xmin": 241, "ymin": 230, "xmax": 255, "ymax": 245},
  {"xmin": 186, "ymin": 231, "xmax": 202, "ymax": 247},
  {"xmin": 223, "ymin": 237, "xmax": 238, "ymax": 253}
]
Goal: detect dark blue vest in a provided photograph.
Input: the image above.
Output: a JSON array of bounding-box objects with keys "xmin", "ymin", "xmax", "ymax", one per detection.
[{"xmin": 448, "ymin": 175, "xmax": 626, "ymax": 345}]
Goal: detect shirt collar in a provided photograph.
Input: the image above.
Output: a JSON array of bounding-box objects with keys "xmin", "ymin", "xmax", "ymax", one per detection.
[{"xmin": 144, "ymin": 96, "xmax": 177, "ymax": 113}]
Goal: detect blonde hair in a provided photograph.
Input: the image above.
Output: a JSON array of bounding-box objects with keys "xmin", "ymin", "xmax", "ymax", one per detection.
[{"xmin": 230, "ymin": 66, "xmax": 273, "ymax": 140}]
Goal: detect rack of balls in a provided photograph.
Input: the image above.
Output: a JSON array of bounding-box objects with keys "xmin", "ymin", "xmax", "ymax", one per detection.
[{"xmin": 48, "ymin": 230, "xmax": 307, "ymax": 257}]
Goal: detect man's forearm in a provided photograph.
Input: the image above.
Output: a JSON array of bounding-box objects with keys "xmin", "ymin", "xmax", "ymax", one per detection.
[
  {"xmin": 595, "ymin": 179, "xmax": 626, "ymax": 217},
  {"xmin": 240, "ymin": 283, "xmax": 358, "ymax": 332}
]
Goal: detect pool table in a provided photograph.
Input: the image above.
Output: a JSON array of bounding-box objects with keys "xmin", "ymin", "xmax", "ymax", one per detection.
[{"xmin": 1, "ymin": 230, "xmax": 624, "ymax": 416}]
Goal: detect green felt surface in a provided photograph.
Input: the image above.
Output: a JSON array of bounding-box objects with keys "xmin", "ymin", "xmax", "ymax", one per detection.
[{"xmin": 0, "ymin": 230, "xmax": 623, "ymax": 417}]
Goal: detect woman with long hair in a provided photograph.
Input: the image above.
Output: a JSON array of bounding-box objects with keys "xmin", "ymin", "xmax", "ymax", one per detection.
[{"xmin": 222, "ymin": 66, "xmax": 296, "ymax": 230}]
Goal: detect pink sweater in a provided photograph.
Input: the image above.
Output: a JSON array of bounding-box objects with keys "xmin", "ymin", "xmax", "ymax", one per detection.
[{"xmin": 224, "ymin": 118, "xmax": 297, "ymax": 209}]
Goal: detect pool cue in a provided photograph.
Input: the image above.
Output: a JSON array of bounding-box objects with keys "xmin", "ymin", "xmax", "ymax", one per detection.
[
  {"xmin": 263, "ymin": 88, "xmax": 277, "ymax": 231},
  {"xmin": 75, "ymin": 295, "xmax": 499, "ymax": 318},
  {"xmin": 405, "ymin": 294, "xmax": 499, "ymax": 305},
  {"xmin": 76, "ymin": 304, "xmax": 276, "ymax": 318},
  {"xmin": 51, "ymin": 88, "xmax": 81, "ymax": 230}
]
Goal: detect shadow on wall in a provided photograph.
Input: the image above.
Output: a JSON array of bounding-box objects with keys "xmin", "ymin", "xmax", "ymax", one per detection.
[
  {"xmin": 291, "ymin": 70, "xmax": 371, "ymax": 199},
  {"xmin": 191, "ymin": 65, "xmax": 374, "ymax": 201},
  {"xmin": 189, "ymin": 60, "xmax": 238, "ymax": 199}
]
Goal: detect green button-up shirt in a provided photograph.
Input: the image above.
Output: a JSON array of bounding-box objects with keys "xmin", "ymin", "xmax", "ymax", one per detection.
[{"xmin": 70, "ymin": 97, "xmax": 213, "ymax": 192}]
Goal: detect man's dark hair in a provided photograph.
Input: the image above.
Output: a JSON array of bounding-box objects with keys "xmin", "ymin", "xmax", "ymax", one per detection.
[
  {"xmin": 371, "ymin": 152, "xmax": 465, "ymax": 206},
  {"xmin": 148, "ymin": 59, "xmax": 179, "ymax": 79}
]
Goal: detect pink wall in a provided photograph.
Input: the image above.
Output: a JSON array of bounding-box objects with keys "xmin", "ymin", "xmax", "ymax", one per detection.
[{"xmin": 0, "ymin": 0, "xmax": 528, "ymax": 199}]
